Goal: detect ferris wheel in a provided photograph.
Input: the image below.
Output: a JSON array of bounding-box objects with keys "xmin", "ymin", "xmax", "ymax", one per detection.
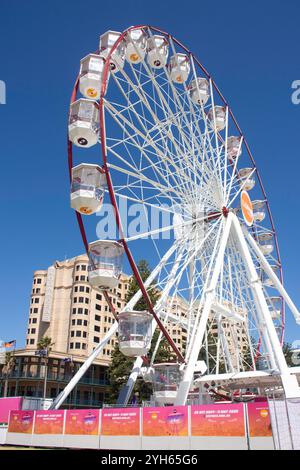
[{"xmin": 52, "ymin": 26, "xmax": 300, "ymax": 409}]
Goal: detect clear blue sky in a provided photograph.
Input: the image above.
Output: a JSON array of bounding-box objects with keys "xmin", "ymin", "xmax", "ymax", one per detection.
[{"xmin": 0, "ymin": 0, "xmax": 300, "ymax": 347}]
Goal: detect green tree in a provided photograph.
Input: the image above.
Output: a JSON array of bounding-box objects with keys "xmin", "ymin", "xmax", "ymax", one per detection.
[
  {"xmin": 107, "ymin": 260, "xmax": 174, "ymax": 404},
  {"xmin": 283, "ymin": 342, "xmax": 296, "ymax": 367},
  {"xmin": 37, "ymin": 336, "xmax": 54, "ymax": 399},
  {"xmin": 2, "ymin": 352, "xmax": 16, "ymax": 398}
]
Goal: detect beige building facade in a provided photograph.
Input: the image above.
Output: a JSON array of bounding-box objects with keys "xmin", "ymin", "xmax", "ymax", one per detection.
[{"xmin": 27, "ymin": 255, "xmax": 130, "ymax": 362}]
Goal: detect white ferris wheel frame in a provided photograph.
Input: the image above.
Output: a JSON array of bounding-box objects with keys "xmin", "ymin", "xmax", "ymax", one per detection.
[{"xmin": 51, "ymin": 25, "xmax": 300, "ymax": 409}]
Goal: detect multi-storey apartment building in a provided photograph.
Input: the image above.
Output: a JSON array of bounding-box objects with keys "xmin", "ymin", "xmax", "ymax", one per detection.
[{"xmin": 26, "ymin": 254, "xmax": 130, "ymax": 360}]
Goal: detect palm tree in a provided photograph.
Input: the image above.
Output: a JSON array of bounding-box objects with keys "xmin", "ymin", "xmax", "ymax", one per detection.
[
  {"xmin": 37, "ymin": 337, "xmax": 54, "ymax": 400},
  {"xmin": 2, "ymin": 352, "xmax": 16, "ymax": 397}
]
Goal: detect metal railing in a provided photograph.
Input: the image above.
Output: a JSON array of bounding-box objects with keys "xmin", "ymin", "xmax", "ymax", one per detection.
[{"xmin": 1, "ymin": 372, "xmax": 109, "ymax": 386}]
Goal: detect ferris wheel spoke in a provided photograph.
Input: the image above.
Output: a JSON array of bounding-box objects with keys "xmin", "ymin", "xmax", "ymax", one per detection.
[
  {"xmin": 132, "ymin": 39, "xmax": 217, "ymax": 190},
  {"xmin": 111, "ymin": 73, "xmax": 196, "ymax": 196},
  {"xmin": 111, "ymin": 64, "xmax": 203, "ymax": 196},
  {"xmin": 105, "ymin": 100, "xmax": 200, "ymax": 197},
  {"xmin": 164, "ymin": 36, "xmax": 220, "ymax": 180}
]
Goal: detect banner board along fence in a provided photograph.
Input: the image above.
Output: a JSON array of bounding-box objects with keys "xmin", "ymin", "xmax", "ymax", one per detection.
[{"xmin": 5, "ymin": 402, "xmax": 276, "ymax": 450}]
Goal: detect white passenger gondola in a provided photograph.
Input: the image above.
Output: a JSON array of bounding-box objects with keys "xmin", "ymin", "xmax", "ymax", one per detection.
[
  {"xmin": 88, "ymin": 240, "xmax": 124, "ymax": 289},
  {"xmin": 68, "ymin": 98, "xmax": 99, "ymax": 148},
  {"xmin": 267, "ymin": 297, "xmax": 282, "ymax": 320},
  {"xmin": 263, "ymin": 264, "xmax": 280, "ymax": 287},
  {"xmin": 99, "ymin": 30, "xmax": 125, "ymax": 73},
  {"xmin": 169, "ymin": 54, "xmax": 190, "ymax": 84},
  {"xmin": 258, "ymin": 233, "xmax": 274, "ymax": 256},
  {"xmin": 70, "ymin": 164, "xmax": 105, "ymax": 215},
  {"xmin": 238, "ymin": 168, "xmax": 255, "ymax": 191},
  {"xmin": 147, "ymin": 35, "xmax": 169, "ymax": 69},
  {"xmin": 188, "ymin": 77, "xmax": 210, "ymax": 105},
  {"xmin": 252, "ymin": 200, "xmax": 266, "ymax": 222},
  {"xmin": 125, "ymin": 29, "xmax": 147, "ymax": 64},
  {"xmin": 227, "ymin": 136, "xmax": 242, "ymax": 162},
  {"xmin": 79, "ymin": 54, "xmax": 106, "ymax": 100},
  {"xmin": 207, "ymin": 106, "xmax": 226, "ymax": 131},
  {"xmin": 118, "ymin": 311, "xmax": 152, "ymax": 357},
  {"xmin": 152, "ymin": 363, "xmax": 181, "ymax": 405}
]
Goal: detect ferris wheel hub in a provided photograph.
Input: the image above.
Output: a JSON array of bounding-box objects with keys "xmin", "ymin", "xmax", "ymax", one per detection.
[{"xmin": 222, "ymin": 206, "xmax": 229, "ymax": 218}]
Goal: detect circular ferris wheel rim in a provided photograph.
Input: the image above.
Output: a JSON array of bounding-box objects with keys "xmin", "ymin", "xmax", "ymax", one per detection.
[{"xmin": 67, "ymin": 24, "xmax": 285, "ymax": 343}]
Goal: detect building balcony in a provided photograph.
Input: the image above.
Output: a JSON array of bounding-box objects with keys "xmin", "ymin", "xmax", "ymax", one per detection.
[{"xmin": 1, "ymin": 372, "xmax": 109, "ymax": 386}]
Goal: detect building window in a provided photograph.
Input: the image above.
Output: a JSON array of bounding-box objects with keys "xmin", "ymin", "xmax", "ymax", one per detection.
[
  {"xmin": 79, "ymin": 297, "xmax": 84, "ymax": 303},
  {"xmin": 70, "ymin": 343, "xmax": 74, "ymax": 349},
  {"xmin": 82, "ymin": 343, "xmax": 86, "ymax": 349},
  {"xmin": 76, "ymin": 331, "xmax": 81, "ymax": 337},
  {"xmin": 75, "ymin": 276, "xmax": 79, "ymax": 281},
  {"xmin": 72, "ymin": 320, "xmax": 75, "ymax": 326},
  {"xmin": 83, "ymin": 320, "xmax": 88, "ymax": 326},
  {"xmin": 96, "ymin": 294, "xmax": 102, "ymax": 301},
  {"xmin": 83, "ymin": 332, "xmax": 87, "ymax": 338},
  {"xmin": 30, "ymin": 339, "xmax": 34, "ymax": 345},
  {"xmin": 32, "ymin": 318, "xmax": 37, "ymax": 324},
  {"xmin": 31, "ymin": 328, "xmax": 36, "ymax": 334},
  {"xmin": 71, "ymin": 331, "xmax": 74, "ymax": 337},
  {"xmin": 72, "ymin": 308, "xmax": 76, "ymax": 314},
  {"xmin": 85, "ymin": 298, "xmax": 89, "ymax": 304},
  {"xmin": 80, "ymin": 276, "xmax": 85, "ymax": 281},
  {"xmin": 85, "ymin": 287, "xmax": 90, "ymax": 293},
  {"xmin": 81, "ymin": 265, "xmax": 87, "ymax": 271},
  {"xmin": 84, "ymin": 309, "xmax": 88, "ymax": 315},
  {"xmin": 95, "ymin": 304, "xmax": 101, "ymax": 311},
  {"xmin": 94, "ymin": 325, "xmax": 100, "ymax": 332},
  {"xmin": 75, "ymin": 342, "xmax": 80, "ymax": 349},
  {"xmin": 74, "ymin": 286, "xmax": 78, "ymax": 292},
  {"xmin": 37, "ymin": 279, "xmax": 42, "ymax": 284},
  {"xmin": 78, "ymin": 308, "xmax": 83, "ymax": 314},
  {"xmin": 73, "ymin": 297, "xmax": 77, "ymax": 303},
  {"xmin": 94, "ymin": 337, "xmax": 100, "ymax": 343},
  {"xmin": 77, "ymin": 319, "xmax": 82, "ymax": 326},
  {"xmin": 79, "ymin": 286, "xmax": 84, "ymax": 292},
  {"xmin": 95, "ymin": 315, "xmax": 100, "ymax": 322}
]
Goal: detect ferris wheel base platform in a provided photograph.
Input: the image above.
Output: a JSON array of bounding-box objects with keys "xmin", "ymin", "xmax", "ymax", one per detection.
[{"xmin": 194, "ymin": 368, "xmax": 300, "ymax": 395}]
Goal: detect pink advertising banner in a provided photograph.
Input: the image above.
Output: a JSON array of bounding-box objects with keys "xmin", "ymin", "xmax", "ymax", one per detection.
[
  {"xmin": 102, "ymin": 407, "xmax": 140, "ymax": 436},
  {"xmin": 65, "ymin": 409, "xmax": 100, "ymax": 435},
  {"xmin": 34, "ymin": 410, "xmax": 65, "ymax": 434},
  {"xmin": 0, "ymin": 397, "xmax": 23, "ymax": 424},
  {"xmin": 191, "ymin": 403, "xmax": 245, "ymax": 437},
  {"xmin": 247, "ymin": 402, "xmax": 272, "ymax": 437},
  {"xmin": 8, "ymin": 410, "xmax": 34, "ymax": 434},
  {"xmin": 143, "ymin": 406, "xmax": 188, "ymax": 437}
]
